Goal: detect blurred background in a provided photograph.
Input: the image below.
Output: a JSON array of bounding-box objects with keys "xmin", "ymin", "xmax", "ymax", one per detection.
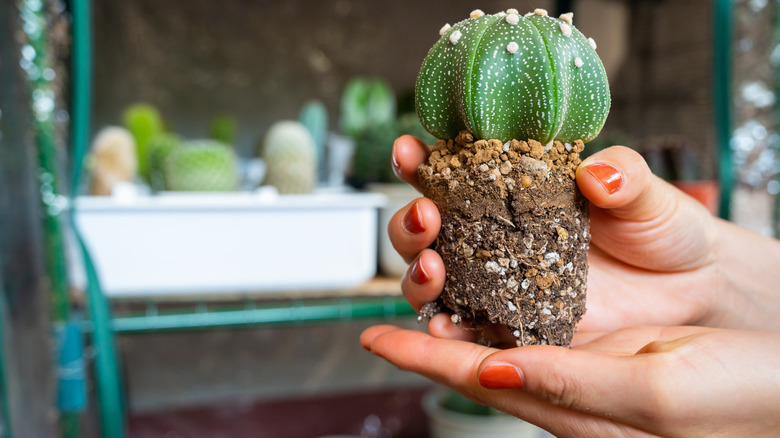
[{"xmin": 1, "ymin": 0, "xmax": 779, "ymax": 437}]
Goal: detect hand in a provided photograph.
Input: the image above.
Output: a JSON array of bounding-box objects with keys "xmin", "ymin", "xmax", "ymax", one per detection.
[
  {"xmin": 361, "ymin": 324, "xmax": 780, "ymax": 438},
  {"xmin": 387, "ymin": 135, "xmax": 780, "ymax": 336}
]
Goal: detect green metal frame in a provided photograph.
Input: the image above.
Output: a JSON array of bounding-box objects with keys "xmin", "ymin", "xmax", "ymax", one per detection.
[{"xmin": 713, "ymin": 0, "xmax": 734, "ymax": 220}]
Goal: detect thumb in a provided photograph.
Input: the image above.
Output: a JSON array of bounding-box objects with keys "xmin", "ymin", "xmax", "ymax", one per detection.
[
  {"xmin": 477, "ymin": 346, "xmax": 658, "ymax": 428},
  {"xmin": 576, "ymin": 146, "xmax": 716, "ymax": 271}
]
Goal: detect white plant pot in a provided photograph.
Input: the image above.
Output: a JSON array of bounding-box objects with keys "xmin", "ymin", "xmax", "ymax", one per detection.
[
  {"xmin": 423, "ymin": 390, "xmax": 551, "ymax": 438},
  {"xmin": 73, "ymin": 190, "xmax": 386, "ymax": 297},
  {"xmin": 366, "ymin": 183, "xmax": 419, "ymax": 277}
]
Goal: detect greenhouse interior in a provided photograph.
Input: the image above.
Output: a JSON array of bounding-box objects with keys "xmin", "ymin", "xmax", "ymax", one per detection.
[{"xmin": 1, "ymin": 0, "xmax": 780, "ymax": 437}]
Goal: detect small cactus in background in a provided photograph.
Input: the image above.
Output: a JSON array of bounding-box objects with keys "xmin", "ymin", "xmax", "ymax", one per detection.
[
  {"xmin": 299, "ymin": 100, "xmax": 328, "ymax": 176},
  {"xmin": 209, "ymin": 113, "xmax": 238, "ymax": 146},
  {"xmin": 146, "ymin": 133, "xmax": 183, "ymax": 192},
  {"xmin": 261, "ymin": 121, "xmax": 316, "ymax": 194},
  {"xmin": 350, "ymin": 122, "xmax": 400, "ymax": 187},
  {"xmin": 340, "ymin": 77, "xmax": 396, "ymax": 139},
  {"xmin": 123, "ymin": 104, "xmax": 164, "ymax": 182},
  {"xmin": 340, "ymin": 78, "xmax": 399, "ymax": 186},
  {"xmin": 397, "ymin": 112, "xmax": 437, "ymax": 146},
  {"xmin": 165, "ymin": 140, "xmax": 238, "ymax": 192},
  {"xmin": 89, "ymin": 126, "xmax": 138, "ymax": 196},
  {"xmin": 415, "ymin": 9, "xmax": 610, "ymax": 144}
]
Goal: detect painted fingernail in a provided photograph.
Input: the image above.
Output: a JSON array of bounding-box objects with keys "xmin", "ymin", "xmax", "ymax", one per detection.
[
  {"xmin": 584, "ymin": 162, "xmax": 623, "ymax": 194},
  {"xmin": 403, "ymin": 201, "xmax": 426, "ymax": 234},
  {"xmin": 479, "ymin": 363, "xmax": 524, "ymax": 390},
  {"xmin": 410, "ymin": 257, "xmax": 431, "ymax": 285}
]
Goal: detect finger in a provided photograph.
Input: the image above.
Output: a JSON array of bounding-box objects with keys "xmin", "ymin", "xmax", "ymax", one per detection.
[
  {"xmin": 392, "ymin": 135, "xmax": 430, "ymax": 191},
  {"xmin": 362, "ymin": 325, "xmax": 656, "ymax": 438},
  {"xmin": 476, "ymin": 333, "xmax": 675, "ymax": 431},
  {"xmin": 401, "ymin": 249, "xmax": 445, "ymax": 311},
  {"xmin": 427, "ymin": 312, "xmax": 481, "ymax": 342},
  {"xmin": 576, "ymin": 146, "xmax": 716, "ymax": 271},
  {"xmin": 388, "ymin": 197, "xmax": 441, "ymax": 263},
  {"xmin": 361, "ymin": 324, "xmax": 497, "ymax": 390}
]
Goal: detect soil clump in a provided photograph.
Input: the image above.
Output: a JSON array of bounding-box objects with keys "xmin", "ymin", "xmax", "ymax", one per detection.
[{"xmin": 418, "ymin": 130, "xmax": 590, "ymax": 347}]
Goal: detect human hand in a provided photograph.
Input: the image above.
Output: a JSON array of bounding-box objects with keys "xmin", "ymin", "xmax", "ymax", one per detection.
[
  {"xmin": 387, "ymin": 135, "xmax": 775, "ymax": 340},
  {"xmin": 361, "ymin": 323, "xmax": 780, "ymax": 438}
]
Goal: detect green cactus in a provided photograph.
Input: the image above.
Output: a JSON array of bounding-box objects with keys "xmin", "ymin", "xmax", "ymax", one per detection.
[
  {"xmin": 340, "ymin": 77, "xmax": 396, "ymax": 139},
  {"xmin": 261, "ymin": 121, "xmax": 316, "ymax": 194},
  {"xmin": 351, "ymin": 122, "xmax": 400, "ymax": 187},
  {"xmin": 146, "ymin": 133, "xmax": 182, "ymax": 191},
  {"xmin": 415, "ymin": 9, "xmax": 610, "ymax": 144},
  {"xmin": 299, "ymin": 100, "xmax": 328, "ymax": 171},
  {"xmin": 123, "ymin": 103, "xmax": 164, "ymax": 181},
  {"xmin": 164, "ymin": 139, "xmax": 238, "ymax": 192},
  {"xmin": 209, "ymin": 113, "xmax": 238, "ymax": 146}
]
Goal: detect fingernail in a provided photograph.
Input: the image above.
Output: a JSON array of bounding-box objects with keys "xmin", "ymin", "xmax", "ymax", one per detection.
[
  {"xmin": 584, "ymin": 162, "xmax": 623, "ymax": 194},
  {"xmin": 391, "ymin": 147, "xmax": 402, "ymax": 178},
  {"xmin": 403, "ymin": 201, "xmax": 426, "ymax": 234},
  {"xmin": 410, "ymin": 257, "xmax": 431, "ymax": 285},
  {"xmin": 479, "ymin": 363, "xmax": 524, "ymax": 390}
]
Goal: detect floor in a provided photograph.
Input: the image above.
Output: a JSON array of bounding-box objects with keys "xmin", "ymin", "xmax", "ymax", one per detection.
[{"xmin": 127, "ymin": 386, "xmax": 432, "ymax": 438}]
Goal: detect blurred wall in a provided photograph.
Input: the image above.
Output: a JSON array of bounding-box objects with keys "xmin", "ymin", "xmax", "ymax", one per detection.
[{"xmin": 93, "ymin": 0, "xmax": 553, "ymax": 157}]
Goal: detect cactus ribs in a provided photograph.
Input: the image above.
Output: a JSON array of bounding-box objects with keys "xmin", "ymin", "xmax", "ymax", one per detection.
[{"xmin": 418, "ymin": 131, "xmax": 590, "ymax": 347}]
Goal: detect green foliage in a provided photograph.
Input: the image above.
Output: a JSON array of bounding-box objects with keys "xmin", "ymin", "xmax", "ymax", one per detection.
[
  {"xmin": 340, "ymin": 78, "xmax": 400, "ymax": 186},
  {"xmin": 299, "ymin": 100, "xmax": 328, "ymax": 168},
  {"xmin": 350, "ymin": 122, "xmax": 400, "ymax": 187},
  {"xmin": 123, "ymin": 103, "xmax": 164, "ymax": 181},
  {"xmin": 397, "ymin": 112, "xmax": 437, "ymax": 145},
  {"xmin": 441, "ymin": 391, "xmax": 507, "ymax": 417},
  {"xmin": 209, "ymin": 113, "xmax": 238, "ymax": 146},
  {"xmin": 164, "ymin": 140, "xmax": 238, "ymax": 192},
  {"xmin": 340, "ymin": 77, "xmax": 396, "ymax": 139},
  {"xmin": 415, "ymin": 10, "xmax": 610, "ymax": 143},
  {"xmin": 146, "ymin": 133, "xmax": 182, "ymax": 192},
  {"xmin": 261, "ymin": 121, "xmax": 316, "ymax": 194}
]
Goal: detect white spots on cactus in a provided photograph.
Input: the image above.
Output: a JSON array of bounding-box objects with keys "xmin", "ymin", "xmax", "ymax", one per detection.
[
  {"xmin": 449, "ymin": 30, "xmax": 462, "ymax": 44},
  {"xmin": 574, "ymin": 57, "xmax": 584, "ymax": 68},
  {"xmin": 534, "ymin": 8, "xmax": 548, "ymax": 16},
  {"xmin": 588, "ymin": 37, "xmax": 598, "ymax": 50},
  {"xmin": 559, "ymin": 12, "xmax": 574, "ymax": 24},
  {"xmin": 439, "ymin": 23, "xmax": 451, "ymax": 36},
  {"xmin": 560, "ymin": 22, "xmax": 572, "ymax": 37},
  {"xmin": 470, "ymin": 9, "xmax": 485, "ymax": 18},
  {"xmin": 416, "ymin": 10, "xmax": 609, "ymax": 143}
]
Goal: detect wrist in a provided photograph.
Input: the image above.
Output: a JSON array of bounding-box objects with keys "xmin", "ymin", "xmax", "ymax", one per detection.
[{"xmin": 704, "ymin": 219, "xmax": 780, "ymax": 331}]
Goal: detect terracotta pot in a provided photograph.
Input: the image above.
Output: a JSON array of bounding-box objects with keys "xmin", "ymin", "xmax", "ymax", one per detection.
[{"xmin": 671, "ymin": 180, "xmax": 720, "ymax": 215}]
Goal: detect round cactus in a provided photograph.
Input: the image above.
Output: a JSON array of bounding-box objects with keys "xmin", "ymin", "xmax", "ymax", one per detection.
[
  {"xmin": 261, "ymin": 121, "xmax": 317, "ymax": 194},
  {"xmin": 415, "ymin": 8, "xmax": 610, "ymax": 144},
  {"xmin": 164, "ymin": 140, "xmax": 238, "ymax": 192}
]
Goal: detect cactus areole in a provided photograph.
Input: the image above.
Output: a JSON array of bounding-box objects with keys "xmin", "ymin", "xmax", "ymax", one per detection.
[{"xmin": 415, "ymin": 8, "xmax": 610, "ymax": 145}]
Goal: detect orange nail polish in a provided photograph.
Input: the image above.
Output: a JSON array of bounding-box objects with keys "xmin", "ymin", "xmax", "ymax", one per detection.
[
  {"xmin": 585, "ymin": 162, "xmax": 623, "ymax": 194},
  {"xmin": 403, "ymin": 202, "xmax": 425, "ymax": 234},
  {"xmin": 410, "ymin": 258, "xmax": 430, "ymax": 285},
  {"xmin": 479, "ymin": 363, "xmax": 524, "ymax": 390}
]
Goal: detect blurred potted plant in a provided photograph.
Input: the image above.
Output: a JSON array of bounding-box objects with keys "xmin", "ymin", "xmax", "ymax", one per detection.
[
  {"xmin": 340, "ymin": 78, "xmax": 436, "ymax": 277},
  {"xmin": 423, "ymin": 388, "xmax": 548, "ymax": 438}
]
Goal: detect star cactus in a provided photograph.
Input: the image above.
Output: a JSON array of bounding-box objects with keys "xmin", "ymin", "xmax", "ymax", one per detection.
[{"xmin": 415, "ymin": 8, "xmax": 610, "ymax": 144}]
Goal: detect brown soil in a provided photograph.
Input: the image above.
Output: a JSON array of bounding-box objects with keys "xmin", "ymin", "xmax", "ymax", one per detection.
[{"xmin": 418, "ymin": 131, "xmax": 590, "ymax": 347}]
